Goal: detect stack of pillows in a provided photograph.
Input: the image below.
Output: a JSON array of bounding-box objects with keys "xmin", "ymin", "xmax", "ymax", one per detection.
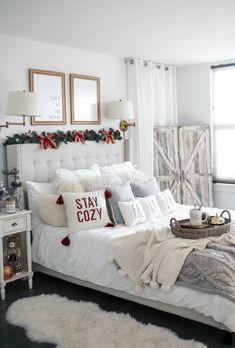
[{"xmin": 26, "ymin": 161, "xmax": 177, "ymax": 237}]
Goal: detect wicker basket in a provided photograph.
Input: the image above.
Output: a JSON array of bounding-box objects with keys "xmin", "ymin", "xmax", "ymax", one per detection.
[{"xmin": 170, "ymin": 210, "xmax": 231, "ymax": 239}]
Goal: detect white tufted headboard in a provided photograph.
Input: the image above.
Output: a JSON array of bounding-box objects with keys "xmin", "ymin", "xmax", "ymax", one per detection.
[{"xmin": 6, "ymin": 141, "xmax": 126, "ymax": 183}]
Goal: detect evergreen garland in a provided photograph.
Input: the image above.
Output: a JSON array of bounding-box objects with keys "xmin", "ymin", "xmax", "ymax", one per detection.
[{"xmin": 3, "ymin": 129, "xmax": 122, "ymax": 147}]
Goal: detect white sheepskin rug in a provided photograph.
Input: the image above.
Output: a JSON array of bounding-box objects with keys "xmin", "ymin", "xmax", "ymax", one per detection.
[{"xmin": 6, "ymin": 294, "xmax": 207, "ymax": 348}]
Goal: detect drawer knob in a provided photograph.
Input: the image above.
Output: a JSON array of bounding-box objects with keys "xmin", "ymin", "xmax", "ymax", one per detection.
[{"xmin": 12, "ymin": 222, "xmax": 18, "ymax": 227}]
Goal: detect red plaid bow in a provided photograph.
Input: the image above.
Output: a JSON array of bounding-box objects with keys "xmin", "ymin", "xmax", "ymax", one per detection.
[
  {"xmin": 39, "ymin": 134, "xmax": 57, "ymax": 150},
  {"xmin": 103, "ymin": 130, "xmax": 115, "ymax": 144},
  {"xmin": 72, "ymin": 131, "xmax": 86, "ymax": 144}
]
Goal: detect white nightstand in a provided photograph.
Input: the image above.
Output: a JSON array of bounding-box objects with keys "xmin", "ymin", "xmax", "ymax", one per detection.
[{"xmin": 0, "ymin": 209, "xmax": 33, "ymax": 300}]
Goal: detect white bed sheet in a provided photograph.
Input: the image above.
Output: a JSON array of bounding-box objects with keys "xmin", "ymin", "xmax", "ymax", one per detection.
[{"xmin": 32, "ymin": 204, "xmax": 235, "ymax": 332}]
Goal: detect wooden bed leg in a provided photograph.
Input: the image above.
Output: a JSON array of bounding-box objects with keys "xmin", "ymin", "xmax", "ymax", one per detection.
[{"xmin": 222, "ymin": 331, "xmax": 233, "ymax": 345}]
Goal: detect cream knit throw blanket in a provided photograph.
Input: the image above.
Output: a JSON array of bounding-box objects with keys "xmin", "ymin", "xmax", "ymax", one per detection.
[{"xmin": 110, "ymin": 227, "xmax": 235, "ymax": 292}]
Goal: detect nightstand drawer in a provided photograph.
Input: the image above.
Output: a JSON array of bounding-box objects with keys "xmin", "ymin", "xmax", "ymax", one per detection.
[{"xmin": 3, "ymin": 217, "xmax": 26, "ymax": 233}]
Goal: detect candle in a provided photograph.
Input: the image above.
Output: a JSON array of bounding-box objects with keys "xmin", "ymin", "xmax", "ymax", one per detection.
[{"xmin": 5, "ymin": 200, "xmax": 16, "ymax": 214}]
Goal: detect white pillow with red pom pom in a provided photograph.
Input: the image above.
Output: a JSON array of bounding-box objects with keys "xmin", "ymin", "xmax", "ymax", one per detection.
[
  {"xmin": 37, "ymin": 194, "xmax": 67, "ymax": 227},
  {"xmin": 62, "ymin": 191, "xmax": 111, "ymax": 234},
  {"xmin": 26, "ymin": 181, "xmax": 57, "ymax": 229}
]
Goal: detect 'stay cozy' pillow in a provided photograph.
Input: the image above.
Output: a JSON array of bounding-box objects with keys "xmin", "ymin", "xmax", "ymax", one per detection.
[{"xmin": 62, "ymin": 191, "xmax": 111, "ymax": 234}]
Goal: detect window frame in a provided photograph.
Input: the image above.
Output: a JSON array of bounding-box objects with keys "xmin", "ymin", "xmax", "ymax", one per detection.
[{"xmin": 211, "ymin": 63, "xmax": 235, "ymax": 184}]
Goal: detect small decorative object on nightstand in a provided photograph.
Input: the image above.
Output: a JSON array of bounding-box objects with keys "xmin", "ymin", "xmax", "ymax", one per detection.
[
  {"xmin": 5, "ymin": 199, "xmax": 16, "ymax": 214},
  {"xmin": 0, "ymin": 181, "xmax": 8, "ymax": 211},
  {"xmin": 2, "ymin": 167, "xmax": 23, "ymax": 210},
  {"xmin": 0, "ymin": 209, "xmax": 33, "ymax": 300}
]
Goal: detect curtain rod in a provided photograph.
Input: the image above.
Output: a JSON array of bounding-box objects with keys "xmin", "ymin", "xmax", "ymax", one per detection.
[
  {"xmin": 125, "ymin": 58, "xmax": 175, "ymax": 69},
  {"xmin": 211, "ymin": 62, "xmax": 235, "ymax": 69}
]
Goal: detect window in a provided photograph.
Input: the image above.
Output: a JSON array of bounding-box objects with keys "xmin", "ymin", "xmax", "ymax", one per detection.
[{"xmin": 212, "ymin": 64, "xmax": 235, "ymax": 183}]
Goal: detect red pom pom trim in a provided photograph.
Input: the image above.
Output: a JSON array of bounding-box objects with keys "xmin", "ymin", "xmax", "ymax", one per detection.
[
  {"xmin": 61, "ymin": 236, "xmax": 70, "ymax": 246},
  {"xmin": 56, "ymin": 195, "xmax": 64, "ymax": 205},
  {"xmin": 105, "ymin": 191, "xmax": 112, "ymax": 200},
  {"xmin": 106, "ymin": 222, "xmax": 115, "ymax": 228}
]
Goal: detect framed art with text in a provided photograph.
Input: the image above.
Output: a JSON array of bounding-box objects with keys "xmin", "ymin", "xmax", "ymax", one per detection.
[
  {"xmin": 70, "ymin": 74, "xmax": 100, "ymax": 125},
  {"xmin": 29, "ymin": 69, "xmax": 66, "ymax": 125}
]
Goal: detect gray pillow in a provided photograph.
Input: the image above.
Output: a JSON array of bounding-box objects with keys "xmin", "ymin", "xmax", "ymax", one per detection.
[
  {"xmin": 106, "ymin": 182, "xmax": 134, "ymax": 224},
  {"xmin": 130, "ymin": 177, "xmax": 160, "ymax": 197}
]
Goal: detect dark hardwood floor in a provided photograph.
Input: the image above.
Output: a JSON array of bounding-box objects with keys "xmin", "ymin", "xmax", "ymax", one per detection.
[{"xmin": 0, "ymin": 272, "xmax": 234, "ymax": 348}]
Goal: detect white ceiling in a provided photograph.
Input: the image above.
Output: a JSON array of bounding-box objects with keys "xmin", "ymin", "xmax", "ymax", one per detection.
[{"xmin": 1, "ymin": 0, "xmax": 235, "ymax": 66}]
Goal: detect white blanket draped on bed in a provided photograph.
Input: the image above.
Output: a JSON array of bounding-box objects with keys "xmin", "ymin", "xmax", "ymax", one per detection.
[
  {"xmin": 110, "ymin": 227, "xmax": 235, "ymax": 292},
  {"xmin": 31, "ymin": 204, "xmax": 235, "ymax": 332}
]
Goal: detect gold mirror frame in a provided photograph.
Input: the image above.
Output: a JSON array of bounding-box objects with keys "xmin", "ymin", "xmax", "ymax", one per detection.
[
  {"xmin": 70, "ymin": 74, "xmax": 101, "ymax": 125},
  {"xmin": 29, "ymin": 69, "xmax": 66, "ymax": 125}
]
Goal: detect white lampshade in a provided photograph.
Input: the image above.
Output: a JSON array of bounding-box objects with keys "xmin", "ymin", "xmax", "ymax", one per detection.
[
  {"xmin": 107, "ymin": 101, "xmax": 134, "ymax": 120},
  {"xmin": 5, "ymin": 91, "xmax": 42, "ymax": 117}
]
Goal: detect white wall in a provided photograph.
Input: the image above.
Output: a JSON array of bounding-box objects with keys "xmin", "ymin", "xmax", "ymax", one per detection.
[
  {"xmin": 0, "ymin": 34, "xmax": 126, "ymax": 182},
  {"xmin": 177, "ymin": 62, "xmax": 235, "ymax": 210}
]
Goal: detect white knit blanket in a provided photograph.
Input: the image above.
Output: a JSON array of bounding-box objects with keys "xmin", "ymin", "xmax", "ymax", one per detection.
[{"xmin": 110, "ymin": 227, "xmax": 235, "ymax": 292}]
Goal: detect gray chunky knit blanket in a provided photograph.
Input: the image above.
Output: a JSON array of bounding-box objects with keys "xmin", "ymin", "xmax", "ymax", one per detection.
[
  {"xmin": 110, "ymin": 227, "xmax": 235, "ymax": 301},
  {"xmin": 177, "ymin": 243, "xmax": 235, "ymax": 302}
]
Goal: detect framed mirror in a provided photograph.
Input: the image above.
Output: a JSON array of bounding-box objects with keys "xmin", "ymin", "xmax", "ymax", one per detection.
[
  {"xmin": 70, "ymin": 74, "xmax": 100, "ymax": 125},
  {"xmin": 29, "ymin": 69, "xmax": 66, "ymax": 125}
]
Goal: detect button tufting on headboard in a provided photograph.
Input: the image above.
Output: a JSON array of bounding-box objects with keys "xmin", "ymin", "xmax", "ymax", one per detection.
[{"xmin": 6, "ymin": 141, "xmax": 126, "ymax": 184}]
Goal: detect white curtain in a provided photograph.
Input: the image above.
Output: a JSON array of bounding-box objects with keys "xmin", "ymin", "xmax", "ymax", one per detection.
[
  {"xmin": 154, "ymin": 64, "xmax": 178, "ymax": 126},
  {"xmin": 126, "ymin": 59, "xmax": 178, "ymax": 176}
]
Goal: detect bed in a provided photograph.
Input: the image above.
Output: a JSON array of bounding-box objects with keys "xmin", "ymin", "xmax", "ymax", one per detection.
[{"xmin": 6, "ymin": 141, "xmax": 235, "ymax": 339}]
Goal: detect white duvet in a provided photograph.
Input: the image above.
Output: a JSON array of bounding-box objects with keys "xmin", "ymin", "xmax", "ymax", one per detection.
[{"xmin": 32, "ymin": 204, "xmax": 235, "ymax": 332}]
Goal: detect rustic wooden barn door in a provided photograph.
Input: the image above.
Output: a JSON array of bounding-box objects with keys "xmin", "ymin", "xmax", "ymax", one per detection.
[
  {"xmin": 153, "ymin": 127, "xmax": 181, "ymax": 203},
  {"xmin": 154, "ymin": 125, "xmax": 213, "ymax": 207},
  {"xmin": 179, "ymin": 125, "xmax": 213, "ymax": 207}
]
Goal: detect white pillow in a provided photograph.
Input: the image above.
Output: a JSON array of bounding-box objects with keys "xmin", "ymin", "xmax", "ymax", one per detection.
[
  {"xmin": 73, "ymin": 173, "xmax": 123, "ymax": 192},
  {"xmin": 118, "ymin": 198, "xmax": 147, "ymax": 227},
  {"xmin": 81, "ymin": 171, "xmax": 136, "ymax": 192},
  {"xmin": 56, "ymin": 165, "xmax": 101, "ymax": 192},
  {"xmin": 57, "ymin": 179, "xmax": 84, "ymax": 195},
  {"xmin": 138, "ymin": 195, "xmax": 163, "ymax": 220},
  {"xmin": 56, "ymin": 164, "xmax": 100, "ymax": 181},
  {"xmin": 99, "ymin": 161, "xmax": 135, "ymax": 176},
  {"xmin": 62, "ymin": 191, "xmax": 111, "ymax": 234},
  {"xmin": 102, "ymin": 174, "xmax": 123, "ymax": 187},
  {"xmin": 25, "ymin": 181, "xmax": 56, "ymax": 195},
  {"xmin": 155, "ymin": 189, "xmax": 176, "ymax": 215},
  {"xmin": 37, "ymin": 194, "xmax": 67, "ymax": 227},
  {"xmin": 129, "ymin": 170, "xmax": 148, "ymax": 182},
  {"xmin": 25, "ymin": 181, "xmax": 57, "ymax": 229},
  {"xmin": 82, "ymin": 176, "xmax": 103, "ymax": 192},
  {"xmin": 101, "ymin": 169, "xmax": 147, "ymax": 186}
]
